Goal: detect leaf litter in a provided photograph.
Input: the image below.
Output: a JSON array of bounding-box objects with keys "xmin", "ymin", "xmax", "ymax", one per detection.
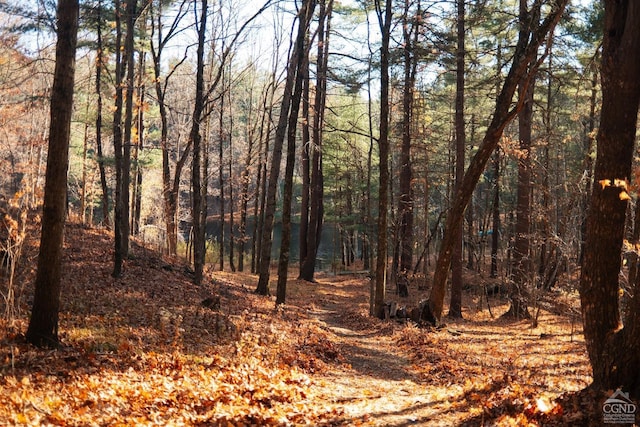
[{"xmin": 0, "ymin": 223, "xmax": 594, "ymax": 425}]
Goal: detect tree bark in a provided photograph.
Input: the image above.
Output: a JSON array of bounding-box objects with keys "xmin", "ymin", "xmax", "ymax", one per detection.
[
  {"xmin": 299, "ymin": 0, "xmax": 331, "ymax": 282},
  {"xmin": 252, "ymin": 84, "xmax": 273, "ymax": 273},
  {"xmin": 448, "ymin": 0, "xmax": 465, "ymax": 319},
  {"xmin": 490, "ymin": 150, "xmax": 500, "ymax": 279},
  {"xmin": 190, "ymin": 0, "xmax": 208, "ymax": 285},
  {"xmin": 26, "ymin": 0, "xmax": 79, "ymax": 347},
  {"xmin": 94, "ymin": 0, "xmax": 110, "ymax": 229},
  {"xmin": 578, "ymin": 59, "xmax": 598, "ymax": 264},
  {"xmin": 504, "ymin": 71, "xmax": 534, "ymax": 320},
  {"xmin": 299, "ymin": 34, "xmax": 311, "ymax": 274},
  {"xmin": 218, "ymin": 76, "xmax": 226, "ymax": 272},
  {"xmin": 256, "ymin": 0, "xmax": 315, "ymax": 295},
  {"xmin": 504, "ymin": 0, "xmax": 538, "ymax": 319},
  {"xmin": 276, "ymin": 13, "xmax": 311, "ymax": 304},
  {"xmin": 398, "ymin": 0, "xmax": 418, "ymax": 277},
  {"xmin": 579, "ymin": 0, "xmax": 640, "ymax": 397},
  {"xmin": 112, "ymin": 0, "xmax": 125, "ymax": 277},
  {"xmin": 372, "ymin": 0, "xmax": 392, "ymax": 318},
  {"xmin": 131, "ymin": 50, "xmax": 145, "ymax": 236}
]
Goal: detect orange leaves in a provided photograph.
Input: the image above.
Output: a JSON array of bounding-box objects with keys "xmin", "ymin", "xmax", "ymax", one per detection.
[
  {"xmin": 599, "ymin": 177, "xmax": 632, "ymax": 200},
  {"xmin": 1, "ymin": 222, "xmax": 594, "ymax": 426}
]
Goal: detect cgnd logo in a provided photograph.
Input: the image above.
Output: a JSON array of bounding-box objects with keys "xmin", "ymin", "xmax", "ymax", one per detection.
[{"xmin": 603, "ymin": 389, "xmax": 636, "ymax": 424}]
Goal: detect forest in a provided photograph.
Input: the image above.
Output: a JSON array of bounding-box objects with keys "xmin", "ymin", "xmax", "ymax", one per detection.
[{"xmin": 1, "ymin": 0, "xmax": 639, "ymax": 425}]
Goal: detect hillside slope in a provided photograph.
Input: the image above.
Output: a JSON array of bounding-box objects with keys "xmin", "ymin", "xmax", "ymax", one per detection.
[{"xmin": 0, "ymin": 222, "xmax": 593, "ymax": 425}]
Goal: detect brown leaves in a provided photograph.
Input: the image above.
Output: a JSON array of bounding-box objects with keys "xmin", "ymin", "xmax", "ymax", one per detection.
[{"xmin": 0, "ymin": 223, "xmax": 593, "ymax": 426}]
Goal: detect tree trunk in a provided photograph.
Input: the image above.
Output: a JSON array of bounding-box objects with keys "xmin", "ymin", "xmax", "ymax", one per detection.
[
  {"xmin": 299, "ymin": 41, "xmax": 311, "ymax": 273},
  {"xmin": 131, "ymin": 50, "xmax": 145, "ymax": 236},
  {"xmin": 364, "ymin": 6, "xmax": 375, "ymax": 276},
  {"xmin": 112, "ymin": 0, "xmax": 125, "ymax": 277},
  {"xmin": 504, "ymin": 74, "xmax": 534, "ymax": 319},
  {"xmin": 428, "ymin": 0, "xmax": 568, "ymax": 322},
  {"xmin": 26, "ymin": 0, "xmax": 79, "ymax": 348},
  {"xmin": 256, "ymin": 0, "xmax": 315, "ymax": 295},
  {"xmin": 276, "ymin": 13, "xmax": 311, "ymax": 304},
  {"xmin": 252, "ymin": 96, "xmax": 269, "ymax": 273},
  {"xmin": 228, "ymin": 105, "xmax": 236, "ymax": 273},
  {"xmin": 252, "ymin": 87, "xmax": 273, "ymax": 274},
  {"xmin": 238, "ymin": 109, "xmax": 255, "ymax": 271},
  {"xmin": 150, "ymin": 0, "xmax": 191, "ymax": 256},
  {"xmin": 490, "ymin": 150, "xmax": 500, "ymax": 279},
  {"xmin": 448, "ymin": 0, "xmax": 465, "ymax": 319},
  {"xmin": 190, "ymin": 0, "xmax": 208, "ymax": 285},
  {"xmin": 121, "ymin": 0, "xmax": 136, "ymax": 255},
  {"xmin": 218, "ymin": 81, "xmax": 226, "ymax": 272},
  {"xmin": 299, "ymin": 0, "xmax": 331, "ymax": 282},
  {"xmin": 81, "ymin": 112, "xmax": 89, "ymax": 224},
  {"xmin": 579, "ymin": 0, "xmax": 640, "ymax": 397},
  {"xmin": 578, "ymin": 59, "xmax": 598, "ymax": 264},
  {"xmin": 372, "ymin": 0, "xmax": 392, "ymax": 319},
  {"xmin": 398, "ymin": 0, "xmax": 418, "ymax": 277},
  {"xmin": 94, "ymin": 0, "xmax": 110, "ymax": 229},
  {"xmin": 504, "ymin": 0, "xmax": 539, "ymax": 320}
]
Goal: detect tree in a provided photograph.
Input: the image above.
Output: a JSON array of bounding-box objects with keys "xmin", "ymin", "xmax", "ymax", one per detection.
[
  {"xmin": 190, "ymin": 0, "xmax": 208, "ymax": 285},
  {"xmin": 111, "ymin": 0, "xmax": 126, "ymax": 277},
  {"xmin": 149, "ymin": 0, "xmax": 191, "ymax": 256},
  {"xmin": 237, "ymin": 69, "xmax": 263, "ymax": 272},
  {"xmin": 428, "ymin": 0, "xmax": 568, "ymax": 323},
  {"xmin": 579, "ymin": 0, "xmax": 640, "ymax": 397},
  {"xmin": 251, "ymin": 60, "xmax": 278, "ymax": 274},
  {"xmin": 121, "ymin": 0, "xmax": 137, "ymax": 242},
  {"xmin": 397, "ymin": 0, "xmax": 419, "ymax": 281},
  {"xmin": 111, "ymin": 0, "xmax": 138, "ymax": 277},
  {"xmin": 503, "ymin": 0, "xmax": 537, "ymax": 320},
  {"xmin": 190, "ymin": 0, "xmax": 272, "ymax": 284},
  {"xmin": 256, "ymin": 0, "xmax": 316, "ymax": 296},
  {"xmin": 82, "ymin": 0, "xmax": 111, "ymax": 228},
  {"xmin": 489, "ymin": 149, "xmax": 501, "ymax": 279},
  {"xmin": 372, "ymin": 0, "xmax": 392, "ymax": 318},
  {"xmin": 276, "ymin": 0, "xmax": 314, "ymax": 304},
  {"xmin": 448, "ymin": 0, "xmax": 465, "ymax": 319},
  {"xmin": 299, "ymin": 0, "xmax": 332, "ymax": 283},
  {"xmin": 26, "ymin": 0, "xmax": 79, "ymax": 347}
]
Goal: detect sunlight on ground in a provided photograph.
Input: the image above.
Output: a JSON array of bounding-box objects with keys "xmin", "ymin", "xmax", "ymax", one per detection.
[{"xmin": 0, "ymin": 225, "xmax": 592, "ymax": 425}]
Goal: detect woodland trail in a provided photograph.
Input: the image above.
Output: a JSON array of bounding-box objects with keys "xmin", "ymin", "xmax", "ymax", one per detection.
[
  {"xmin": 0, "ymin": 223, "xmax": 594, "ymax": 426},
  {"xmin": 283, "ymin": 272, "xmax": 592, "ymax": 426},
  {"xmin": 305, "ymin": 293, "xmax": 444, "ymax": 426}
]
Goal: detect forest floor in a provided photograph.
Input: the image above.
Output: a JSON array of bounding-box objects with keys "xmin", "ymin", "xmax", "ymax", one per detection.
[{"xmin": 0, "ymin": 222, "xmax": 600, "ymax": 426}]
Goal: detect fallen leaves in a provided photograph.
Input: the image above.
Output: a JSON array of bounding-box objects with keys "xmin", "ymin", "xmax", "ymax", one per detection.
[{"xmin": 0, "ymin": 222, "xmax": 594, "ymax": 426}]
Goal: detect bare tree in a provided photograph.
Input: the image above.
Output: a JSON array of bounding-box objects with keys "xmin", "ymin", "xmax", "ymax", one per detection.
[
  {"xmin": 299, "ymin": 0, "xmax": 332, "ymax": 283},
  {"xmin": 26, "ymin": 0, "xmax": 79, "ymax": 347},
  {"xmin": 149, "ymin": 0, "xmax": 191, "ymax": 256},
  {"xmin": 256, "ymin": 0, "xmax": 316, "ymax": 296},
  {"xmin": 191, "ymin": 0, "xmax": 274, "ymax": 284},
  {"xmin": 372, "ymin": 0, "xmax": 392, "ymax": 318}
]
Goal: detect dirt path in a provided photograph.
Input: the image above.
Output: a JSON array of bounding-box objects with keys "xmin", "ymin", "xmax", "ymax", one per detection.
[
  {"xmin": 292, "ymin": 275, "xmax": 461, "ymax": 426},
  {"xmin": 307, "ymin": 302, "xmax": 441, "ymax": 426},
  {"xmin": 285, "ymin": 273, "xmax": 592, "ymax": 426}
]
